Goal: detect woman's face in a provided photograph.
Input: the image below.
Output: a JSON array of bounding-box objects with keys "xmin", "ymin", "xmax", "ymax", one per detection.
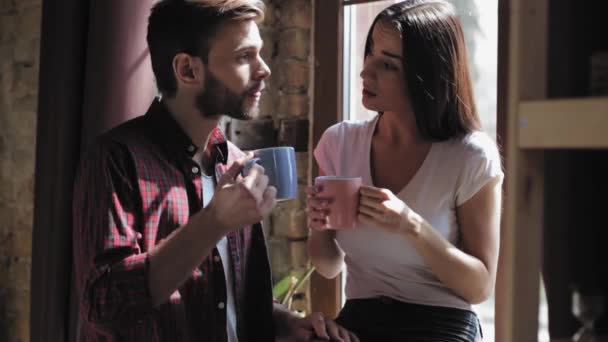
[{"xmin": 360, "ymin": 22, "xmax": 410, "ymax": 114}]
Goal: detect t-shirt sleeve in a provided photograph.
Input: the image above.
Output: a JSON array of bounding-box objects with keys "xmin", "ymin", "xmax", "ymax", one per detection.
[
  {"xmin": 455, "ymin": 133, "xmax": 504, "ymax": 206},
  {"xmin": 313, "ymin": 123, "xmax": 341, "ymax": 175}
]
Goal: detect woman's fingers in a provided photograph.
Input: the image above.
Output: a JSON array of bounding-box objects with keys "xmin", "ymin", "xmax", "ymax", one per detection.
[
  {"xmin": 307, "ymin": 197, "xmax": 331, "ymax": 211},
  {"xmin": 309, "ymin": 208, "xmax": 330, "ymax": 220},
  {"xmin": 358, "ymin": 204, "xmax": 380, "ymax": 219},
  {"xmin": 360, "ymin": 185, "xmax": 390, "ymax": 199},
  {"xmin": 359, "ymin": 194, "xmax": 384, "ymax": 211}
]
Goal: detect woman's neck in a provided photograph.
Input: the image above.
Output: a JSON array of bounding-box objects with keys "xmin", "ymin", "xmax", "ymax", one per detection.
[{"xmin": 375, "ymin": 110, "xmax": 424, "ymax": 146}]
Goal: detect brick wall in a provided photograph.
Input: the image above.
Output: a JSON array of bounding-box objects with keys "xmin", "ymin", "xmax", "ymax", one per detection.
[
  {"xmin": 226, "ymin": 0, "xmax": 314, "ymax": 314},
  {"xmin": 260, "ymin": 0, "xmax": 313, "ymax": 314},
  {"xmin": 0, "ymin": 0, "xmax": 41, "ymax": 341},
  {"xmin": 0, "ymin": 0, "xmax": 314, "ymax": 339}
]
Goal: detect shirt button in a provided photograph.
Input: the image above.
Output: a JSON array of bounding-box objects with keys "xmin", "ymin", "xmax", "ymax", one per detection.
[
  {"xmin": 214, "ymin": 256, "xmax": 221, "ymax": 263},
  {"xmin": 187, "ymin": 145, "xmax": 196, "ymax": 152},
  {"xmin": 218, "ymin": 302, "xmax": 225, "ymax": 310},
  {"xmin": 191, "ymin": 166, "xmax": 199, "ymax": 174}
]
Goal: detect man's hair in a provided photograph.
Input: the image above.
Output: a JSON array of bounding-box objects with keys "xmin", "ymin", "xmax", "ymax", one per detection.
[
  {"xmin": 366, "ymin": 0, "xmax": 481, "ymax": 141},
  {"xmin": 147, "ymin": 0, "xmax": 265, "ymax": 97}
]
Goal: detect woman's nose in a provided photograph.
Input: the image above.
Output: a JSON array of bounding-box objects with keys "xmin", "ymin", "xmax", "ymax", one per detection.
[{"xmin": 360, "ymin": 65, "xmax": 373, "ymax": 81}]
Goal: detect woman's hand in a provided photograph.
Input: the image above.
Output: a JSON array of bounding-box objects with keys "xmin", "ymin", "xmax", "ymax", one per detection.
[
  {"xmin": 306, "ymin": 185, "xmax": 332, "ymax": 231},
  {"xmin": 358, "ymin": 185, "xmax": 422, "ymax": 236}
]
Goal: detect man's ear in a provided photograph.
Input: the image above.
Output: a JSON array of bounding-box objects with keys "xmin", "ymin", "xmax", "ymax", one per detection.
[{"xmin": 173, "ymin": 53, "xmax": 204, "ymax": 88}]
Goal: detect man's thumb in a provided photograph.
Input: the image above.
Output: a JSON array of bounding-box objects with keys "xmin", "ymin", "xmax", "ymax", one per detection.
[{"xmin": 217, "ymin": 158, "xmax": 245, "ymax": 187}]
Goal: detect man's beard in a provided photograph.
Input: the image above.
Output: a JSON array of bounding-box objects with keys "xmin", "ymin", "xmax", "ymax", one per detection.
[{"xmin": 195, "ymin": 71, "xmax": 262, "ymax": 120}]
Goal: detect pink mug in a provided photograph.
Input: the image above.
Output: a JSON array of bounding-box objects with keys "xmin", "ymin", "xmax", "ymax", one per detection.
[{"xmin": 314, "ymin": 176, "xmax": 362, "ymax": 229}]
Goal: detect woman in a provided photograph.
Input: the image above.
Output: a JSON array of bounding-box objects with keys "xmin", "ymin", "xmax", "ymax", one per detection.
[{"xmin": 307, "ymin": 1, "xmax": 503, "ymax": 341}]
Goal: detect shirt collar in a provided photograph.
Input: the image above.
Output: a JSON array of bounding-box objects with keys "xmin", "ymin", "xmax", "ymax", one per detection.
[{"xmin": 145, "ymin": 98, "xmax": 228, "ymax": 165}]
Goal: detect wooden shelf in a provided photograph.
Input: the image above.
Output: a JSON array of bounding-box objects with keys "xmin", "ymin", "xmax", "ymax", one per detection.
[{"xmin": 518, "ymin": 97, "xmax": 608, "ymax": 149}]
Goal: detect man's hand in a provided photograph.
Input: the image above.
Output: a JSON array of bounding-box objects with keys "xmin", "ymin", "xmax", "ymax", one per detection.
[
  {"xmin": 279, "ymin": 312, "xmax": 359, "ymax": 342},
  {"xmin": 206, "ymin": 156, "xmax": 277, "ymax": 234}
]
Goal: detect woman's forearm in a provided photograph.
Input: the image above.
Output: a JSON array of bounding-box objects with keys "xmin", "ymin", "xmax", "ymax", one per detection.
[
  {"xmin": 307, "ymin": 229, "xmax": 345, "ymax": 279},
  {"xmin": 407, "ymin": 220, "xmax": 494, "ymax": 304}
]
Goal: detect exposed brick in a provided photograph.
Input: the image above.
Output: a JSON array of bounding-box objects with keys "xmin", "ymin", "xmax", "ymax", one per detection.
[
  {"xmin": 229, "ymin": 118, "xmax": 276, "ymax": 150},
  {"xmin": 258, "ymin": 87, "xmax": 278, "ymax": 118},
  {"xmin": 12, "ymin": 62, "xmax": 38, "ymax": 99},
  {"xmin": 14, "ymin": 5, "xmax": 40, "ymax": 42},
  {"xmin": 0, "ymin": 14, "xmax": 16, "ymax": 43},
  {"xmin": 271, "ymin": 195, "xmax": 308, "ymax": 239},
  {"xmin": 0, "ymin": 62, "xmax": 15, "ymax": 100},
  {"xmin": 16, "ymin": 0, "xmax": 40, "ymax": 11},
  {"xmin": 278, "ymin": 29, "xmax": 310, "ymax": 61},
  {"xmin": 278, "ymin": 0, "xmax": 312, "ymax": 29},
  {"xmin": 0, "ymin": 257, "xmax": 9, "ymax": 284},
  {"xmin": 295, "ymin": 152, "xmax": 309, "ymax": 184},
  {"xmin": 0, "ymin": 288, "xmax": 30, "ymax": 342},
  {"xmin": 0, "ymin": 0, "xmax": 16, "ymax": 15},
  {"xmin": 260, "ymin": 3, "xmax": 277, "ymax": 27},
  {"xmin": 0, "ymin": 134, "xmax": 5, "ymax": 156},
  {"xmin": 0, "ymin": 1, "xmax": 40, "ymax": 339},
  {"xmin": 277, "ymin": 93, "xmax": 309, "ymax": 119},
  {"xmin": 12, "ymin": 93, "xmax": 37, "ymax": 115},
  {"xmin": 259, "ymin": 27, "xmax": 276, "ymax": 63},
  {"xmin": 0, "ymin": 178, "xmax": 14, "ymax": 205},
  {"xmin": 267, "ymin": 237, "xmax": 291, "ymax": 283},
  {"xmin": 0, "ymin": 228, "xmax": 32, "ymax": 258},
  {"xmin": 8, "ymin": 258, "xmax": 30, "ymax": 289},
  {"xmin": 13, "ymin": 38, "xmax": 39, "ymax": 65},
  {"xmin": 278, "ymin": 118, "xmax": 309, "ymax": 151},
  {"xmin": 289, "ymin": 240, "xmax": 308, "ymax": 269},
  {"xmin": 277, "ymin": 59, "xmax": 309, "ymax": 94}
]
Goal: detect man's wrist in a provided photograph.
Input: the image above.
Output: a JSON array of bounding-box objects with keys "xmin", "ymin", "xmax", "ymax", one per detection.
[{"xmin": 193, "ymin": 206, "xmax": 228, "ymax": 241}]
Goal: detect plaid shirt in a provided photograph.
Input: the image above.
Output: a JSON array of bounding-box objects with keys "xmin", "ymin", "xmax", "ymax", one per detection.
[{"xmin": 73, "ymin": 99, "xmax": 275, "ymax": 342}]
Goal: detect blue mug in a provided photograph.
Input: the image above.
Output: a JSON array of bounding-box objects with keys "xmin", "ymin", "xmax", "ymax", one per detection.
[{"xmin": 242, "ymin": 146, "xmax": 298, "ymax": 201}]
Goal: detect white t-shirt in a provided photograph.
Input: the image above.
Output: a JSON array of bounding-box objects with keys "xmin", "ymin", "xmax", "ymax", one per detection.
[
  {"xmin": 202, "ymin": 174, "xmax": 239, "ymax": 342},
  {"xmin": 313, "ymin": 115, "xmax": 503, "ymax": 310}
]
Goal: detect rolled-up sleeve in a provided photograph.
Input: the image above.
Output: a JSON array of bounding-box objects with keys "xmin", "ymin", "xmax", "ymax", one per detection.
[{"xmin": 72, "ymin": 140, "xmax": 155, "ymax": 331}]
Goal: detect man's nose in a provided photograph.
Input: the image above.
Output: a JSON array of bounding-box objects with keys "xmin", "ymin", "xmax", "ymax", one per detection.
[{"xmin": 256, "ymin": 56, "xmax": 271, "ymax": 79}]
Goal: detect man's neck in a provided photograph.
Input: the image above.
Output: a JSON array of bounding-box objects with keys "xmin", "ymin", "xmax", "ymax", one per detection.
[{"xmin": 163, "ymin": 96, "xmax": 221, "ymax": 151}]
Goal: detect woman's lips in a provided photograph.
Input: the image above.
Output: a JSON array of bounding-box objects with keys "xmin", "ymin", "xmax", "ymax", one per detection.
[{"xmin": 363, "ymin": 89, "xmax": 377, "ymax": 98}]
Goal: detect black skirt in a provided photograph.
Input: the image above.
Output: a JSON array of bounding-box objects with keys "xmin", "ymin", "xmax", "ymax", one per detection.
[{"xmin": 335, "ymin": 297, "xmax": 481, "ymax": 342}]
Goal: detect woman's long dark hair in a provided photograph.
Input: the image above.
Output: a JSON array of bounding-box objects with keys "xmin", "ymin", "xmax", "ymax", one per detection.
[{"xmin": 365, "ymin": 0, "xmax": 481, "ymax": 141}]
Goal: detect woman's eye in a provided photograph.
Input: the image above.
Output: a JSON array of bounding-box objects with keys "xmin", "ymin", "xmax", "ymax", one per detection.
[
  {"xmin": 383, "ymin": 62, "xmax": 396, "ymax": 70},
  {"xmin": 237, "ymin": 53, "xmax": 252, "ymax": 62}
]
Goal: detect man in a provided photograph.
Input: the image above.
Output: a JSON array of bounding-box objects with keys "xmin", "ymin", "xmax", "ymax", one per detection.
[{"xmin": 72, "ymin": 0, "xmax": 358, "ymax": 341}]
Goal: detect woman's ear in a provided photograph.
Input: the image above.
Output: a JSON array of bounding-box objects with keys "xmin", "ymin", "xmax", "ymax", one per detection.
[{"xmin": 172, "ymin": 53, "xmax": 204, "ymax": 89}]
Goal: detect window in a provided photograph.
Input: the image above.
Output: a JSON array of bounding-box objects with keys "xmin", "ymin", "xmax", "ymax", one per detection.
[{"xmin": 342, "ymin": 0, "xmax": 497, "ymax": 139}]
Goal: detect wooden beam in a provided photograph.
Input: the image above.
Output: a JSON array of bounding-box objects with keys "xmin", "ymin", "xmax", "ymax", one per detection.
[
  {"xmin": 310, "ymin": 0, "xmax": 343, "ymax": 319},
  {"xmin": 519, "ymin": 97, "xmax": 608, "ymax": 149},
  {"xmin": 494, "ymin": 0, "xmax": 511, "ymax": 340},
  {"xmin": 497, "ymin": 0, "xmax": 548, "ymax": 340}
]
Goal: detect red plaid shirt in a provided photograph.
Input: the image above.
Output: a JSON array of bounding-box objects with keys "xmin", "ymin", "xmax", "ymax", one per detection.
[{"xmin": 73, "ymin": 100, "xmax": 275, "ymax": 341}]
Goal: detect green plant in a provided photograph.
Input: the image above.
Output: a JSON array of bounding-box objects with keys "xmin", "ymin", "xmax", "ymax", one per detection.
[{"xmin": 273, "ymin": 266, "xmax": 316, "ymax": 311}]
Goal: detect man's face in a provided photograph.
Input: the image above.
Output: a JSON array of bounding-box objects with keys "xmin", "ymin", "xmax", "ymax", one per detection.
[{"xmin": 196, "ymin": 19, "xmax": 270, "ymax": 120}]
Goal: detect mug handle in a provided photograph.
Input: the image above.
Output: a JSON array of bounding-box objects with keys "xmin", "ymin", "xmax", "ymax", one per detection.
[{"xmin": 241, "ymin": 157, "xmax": 261, "ymax": 177}]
